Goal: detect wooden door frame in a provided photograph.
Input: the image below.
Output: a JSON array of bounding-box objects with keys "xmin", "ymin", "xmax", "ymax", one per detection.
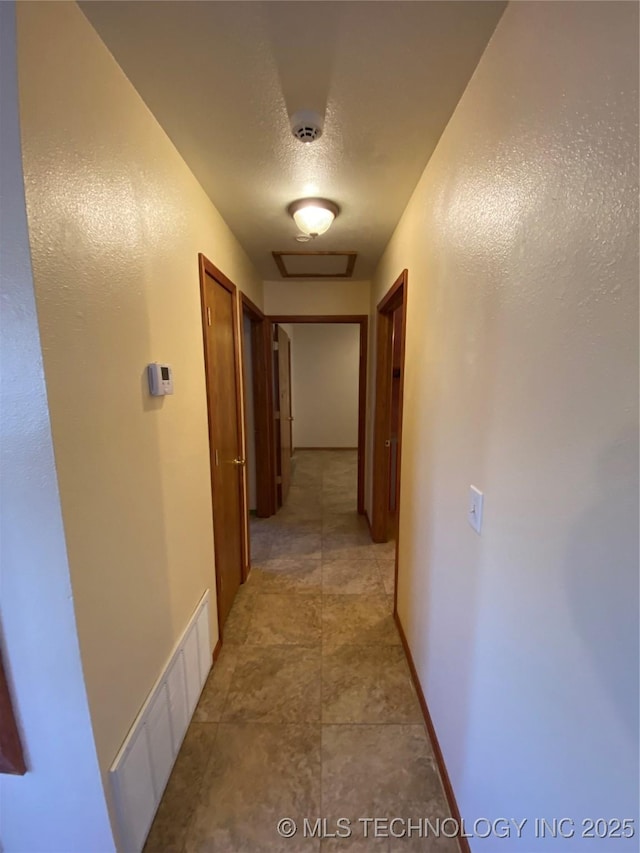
[
  {"xmin": 240, "ymin": 293, "xmax": 277, "ymax": 519},
  {"xmin": 198, "ymin": 254, "xmax": 247, "ymax": 636},
  {"xmin": 267, "ymin": 315, "xmax": 368, "ymax": 515},
  {"xmin": 371, "ymin": 270, "xmax": 408, "ymax": 548}
]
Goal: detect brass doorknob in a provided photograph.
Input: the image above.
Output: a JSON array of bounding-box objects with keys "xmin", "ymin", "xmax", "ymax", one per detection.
[{"xmin": 231, "ymin": 457, "xmax": 246, "ymax": 466}]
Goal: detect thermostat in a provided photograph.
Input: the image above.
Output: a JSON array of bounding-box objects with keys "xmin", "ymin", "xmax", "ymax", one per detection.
[{"xmin": 147, "ymin": 363, "xmax": 173, "ymax": 396}]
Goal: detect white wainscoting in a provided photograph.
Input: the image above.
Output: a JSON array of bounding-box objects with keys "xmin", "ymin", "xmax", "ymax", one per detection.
[{"xmin": 109, "ymin": 590, "xmax": 212, "ymax": 852}]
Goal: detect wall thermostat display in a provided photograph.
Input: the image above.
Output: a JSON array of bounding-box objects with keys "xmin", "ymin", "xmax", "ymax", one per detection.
[{"xmin": 147, "ymin": 363, "xmax": 174, "ymax": 396}]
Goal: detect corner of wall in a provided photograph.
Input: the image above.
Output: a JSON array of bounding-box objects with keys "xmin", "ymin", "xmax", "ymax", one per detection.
[{"xmin": 0, "ymin": 4, "xmax": 114, "ymax": 848}]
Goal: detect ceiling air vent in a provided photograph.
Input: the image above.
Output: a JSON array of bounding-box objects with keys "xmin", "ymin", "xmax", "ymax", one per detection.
[
  {"xmin": 272, "ymin": 251, "xmax": 357, "ymax": 279},
  {"xmin": 290, "ymin": 109, "xmax": 323, "ymax": 143}
]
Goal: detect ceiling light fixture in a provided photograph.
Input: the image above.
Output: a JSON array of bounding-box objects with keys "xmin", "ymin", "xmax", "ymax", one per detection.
[{"xmin": 288, "ymin": 198, "xmax": 339, "ymax": 238}]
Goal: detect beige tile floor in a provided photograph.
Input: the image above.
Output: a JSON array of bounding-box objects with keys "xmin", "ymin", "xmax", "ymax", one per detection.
[{"xmin": 144, "ymin": 451, "xmax": 456, "ymax": 852}]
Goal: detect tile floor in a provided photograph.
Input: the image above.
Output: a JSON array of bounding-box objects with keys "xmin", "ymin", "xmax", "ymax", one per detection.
[{"xmin": 144, "ymin": 451, "xmax": 456, "ymax": 852}]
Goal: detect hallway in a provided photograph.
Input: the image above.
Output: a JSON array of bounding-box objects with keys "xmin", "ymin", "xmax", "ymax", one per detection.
[
  {"xmin": 4, "ymin": 3, "xmax": 638, "ymax": 849},
  {"xmin": 145, "ymin": 451, "xmax": 456, "ymax": 852}
]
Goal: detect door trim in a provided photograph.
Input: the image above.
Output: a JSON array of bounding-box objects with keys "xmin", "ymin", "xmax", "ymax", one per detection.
[
  {"xmin": 198, "ymin": 254, "xmax": 247, "ymax": 636},
  {"xmin": 371, "ymin": 270, "xmax": 408, "ymax": 550},
  {"xmin": 267, "ymin": 314, "xmax": 368, "ymax": 515}
]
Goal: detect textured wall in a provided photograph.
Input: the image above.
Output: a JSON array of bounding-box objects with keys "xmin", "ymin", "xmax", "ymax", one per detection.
[
  {"xmin": 16, "ymin": 0, "xmax": 262, "ymax": 833},
  {"xmin": 264, "ymin": 280, "xmax": 370, "ymax": 316},
  {"xmin": 0, "ymin": 4, "xmax": 114, "ymax": 849},
  {"xmin": 291, "ymin": 324, "xmax": 360, "ymax": 449},
  {"xmin": 369, "ymin": 2, "xmax": 638, "ymax": 848}
]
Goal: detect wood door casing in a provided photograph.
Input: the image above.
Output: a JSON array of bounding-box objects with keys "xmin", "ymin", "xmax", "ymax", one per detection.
[
  {"xmin": 275, "ymin": 325, "xmax": 292, "ymax": 504},
  {"xmin": 199, "ymin": 254, "xmax": 244, "ymax": 634}
]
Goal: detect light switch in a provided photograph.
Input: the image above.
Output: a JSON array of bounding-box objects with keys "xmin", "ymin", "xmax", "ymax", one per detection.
[{"xmin": 468, "ymin": 486, "xmax": 483, "ymax": 534}]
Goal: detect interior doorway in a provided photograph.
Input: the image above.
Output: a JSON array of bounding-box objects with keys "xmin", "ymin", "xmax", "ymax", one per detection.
[
  {"xmin": 198, "ymin": 254, "xmax": 246, "ymax": 634},
  {"xmin": 273, "ymin": 324, "xmax": 293, "ymax": 507},
  {"xmin": 371, "ymin": 270, "xmax": 408, "ymax": 549},
  {"xmin": 267, "ymin": 315, "xmax": 368, "ymax": 515},
  {"xmin": 240, "ymin": 294, "xmax": 277, "ymax": 520}
]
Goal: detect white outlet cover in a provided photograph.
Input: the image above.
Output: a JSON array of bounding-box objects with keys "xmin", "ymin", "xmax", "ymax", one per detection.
[{"xmin": 468, "ymin": 486, "xmax": 484, "ymax": 534}]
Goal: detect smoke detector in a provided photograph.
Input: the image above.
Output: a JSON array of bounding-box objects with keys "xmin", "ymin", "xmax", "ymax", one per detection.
[{"xmin": 290, "ymin": 109, "xmax": 323, "ymax": 143}]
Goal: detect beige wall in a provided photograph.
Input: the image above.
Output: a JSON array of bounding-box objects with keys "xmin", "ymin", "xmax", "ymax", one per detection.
[
  {"xmin": 369, "ymin": 0, "xmax": 638, "ymax": 838},
  {"xmin": 264, "ymin": 279, "xmax": 370, "ymax": 316},
  {"xmin": 0, "ymin": 5, "xmax": 114, "ymax": 849},
  {"xmin": 291, "ymin": 324, "xmax": 360, "ymax": 449},
  {"xmin": 16, "ymin": 0, "xmax": 263, "ymax": 832}
]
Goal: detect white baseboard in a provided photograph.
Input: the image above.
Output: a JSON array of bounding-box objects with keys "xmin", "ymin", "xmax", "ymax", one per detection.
[{"xmin": 109, "ymin": 590, "xmax": 212, "ymax": 852}]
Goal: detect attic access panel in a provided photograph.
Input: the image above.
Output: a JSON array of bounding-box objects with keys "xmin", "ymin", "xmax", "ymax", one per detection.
[{"xmin": 272, "ymin": 251, "xmax": 357, "ymax": 278}]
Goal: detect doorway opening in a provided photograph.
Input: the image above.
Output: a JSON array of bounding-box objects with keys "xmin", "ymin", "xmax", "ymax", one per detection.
[
  {"xmin": 267, "ymin": 315, "xmax": 368, "ymax": 516},
  {"xmin": 273, "ymin": 323, "xmax": 294, "ymax": 507},
  {"xmin": 371, "ymin": 270, "xmax": 408, "ymax": 565},
  {"xmin": 240, "ymin": 294, "xmax": 277, "ymax": 520}
]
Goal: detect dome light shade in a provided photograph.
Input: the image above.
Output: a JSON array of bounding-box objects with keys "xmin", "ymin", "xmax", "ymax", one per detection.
[{"xmin": 288, "ymin": 198, "xmax": 339, "ymax": 238}]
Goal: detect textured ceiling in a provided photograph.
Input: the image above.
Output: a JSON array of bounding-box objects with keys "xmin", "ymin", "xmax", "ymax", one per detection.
[{"xmin": 80, "ymin": 1, "xmax": 505, "ymax": 280}]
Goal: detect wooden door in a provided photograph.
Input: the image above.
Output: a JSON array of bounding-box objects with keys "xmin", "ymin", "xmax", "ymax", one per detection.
[
  {"xmin": 277, "ymin": 325, "xmax": 292, "ymax": 503},
  {"xmin": 372, "ymin": 271, "xmax": 408, "ymax": 544},
  {"xmin": 199, "ymin": 255, "xmax": 244, "ymax": 633},
  {"xmin": 388, "ymin": 304, "xmax": 403, "ymax": 535},
  {"xmin": 241, "ymin": 295, "xmax": 278, "ymax": 519}
]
